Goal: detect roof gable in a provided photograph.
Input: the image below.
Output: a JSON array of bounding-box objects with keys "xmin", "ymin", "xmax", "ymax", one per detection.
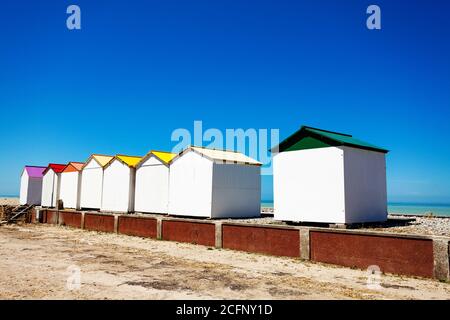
[
  {"xmin": 106, "ymin": 155, "xmax": 143, "ymax": 168},
  {"xmin": 152, "ymin": 151, "xmax": 176, "ymax": 164},
  {"xmin": 63, "ymin": 162, "xmax": 84, "ymax": 173},
  {"xmin": 92, "ymin": 154, "xmax": 114, "ymax": 167},
  {"xmin": 43, "ymin": 163, "xmax": 66, "ymax": 175},
  {"xmin": 171, "ymin": 146, "xmax": 262, "ymax": 166},
  {"xmin": 272, "ymin": 126, "xmax": 388, "ymax": 154},
  {"xmin": 24, "ymin": 166, "xmax": 47, "ymax": 178},
  {"xmin": 82, "ymin": 154, "xmax": 114, "ymax": 169},
  {"xmin": 137, "ymin": 150, "xmax": 177, "ymax": 167}
]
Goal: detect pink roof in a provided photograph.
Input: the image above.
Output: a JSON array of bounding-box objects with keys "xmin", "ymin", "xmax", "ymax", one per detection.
[{"xmin": 24, "ymin": 166, "xmax": 47, "ymax": 178}]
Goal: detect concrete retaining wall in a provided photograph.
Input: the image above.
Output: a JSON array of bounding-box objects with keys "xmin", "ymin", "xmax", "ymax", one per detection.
[
  {"xmin": 222, "ymin": 224, "xmax": 300, "ymax": 257},
  {"xmin": 118, "ymin": 216, "xmax": 157, "ymax": 238},
  {"xmin": 162, "ymin": 220, "xmax": 216, "ymax": 246},
  {"xmin": 310, "ymin": 230, "xmax": 434, "ymax": 278},
  {"xmin": 35, "ymin": 209, "xmax": 450, "ymax": 281},
  {"xmin": 84, "ymin": 213, "xmax": 115, "ymax": 233},
  {"xmin": 58, "ymin": 211, "xmax": 82, "ymax": 228},
  {"xmin": 44, "ymin": 210, "xmax": 59, "ymax": 224},
  {"xmin": 27, "ymin": 207, "xmax": 36, "ymax": 224}
]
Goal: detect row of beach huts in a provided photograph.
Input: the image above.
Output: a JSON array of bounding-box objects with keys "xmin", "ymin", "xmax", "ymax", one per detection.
[
  {"xmin": 19, "ymin": 126, "xmax": 389, "ymax": 224},
  {"xmin": 21, "ymin": 146, "xmax": 262, "ymax": 218}
]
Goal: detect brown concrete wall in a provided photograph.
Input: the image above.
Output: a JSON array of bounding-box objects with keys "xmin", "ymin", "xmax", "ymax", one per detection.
[
  {"xmin": 222, "ymin": 225, "xmax": 300, "ymax": 258},
  {"xmin": 45, "ymin": 210, "xmax": 59, "ymax": 225},
  {"xmin": 59, "ymin": 211, "xmax": 82, "ymax": 228},
  {"xmin": 162, "ymin": 220, "xmax": 216, "ymax": 246},
  {"xmin": 310, "ymin": 231, "xmax": 434, "ymax": 278},
  {"xmin": 27, "ymin": 207, "xmax": 36, "ymax": 223},
  {"xmin": 118, "ymin": 216, "xmax": 157, "ymax": 238},
  {"xmin": 84, "ymin": 213, "xmax": 115, "ymax": 233}
]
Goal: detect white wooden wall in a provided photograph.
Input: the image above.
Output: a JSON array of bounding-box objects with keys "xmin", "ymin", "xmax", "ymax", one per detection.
[
  {"xmin": 101, "ymin": 160, "xmax": 134, "ymax": 212},
  {"xmin": 135, "ymin": 156, "xmax": 170, "ymax": 214},
  {"xmin": 342, "ymin": 146, "xmax": 387, "ymax": 223},
  {"xmin": 211, "ymin": 163, "xmax": 261, "ymax": 218},
  {"xmin": 274, "ymin": 146, "xmax": 387, "ymax": 224},
  {"xmin": 60, "ymin": 171, "xmax": 81, "ymax": 209},
  {"xmin": 41, "ymin": 171, "xmax": 59, "ymax": 207},
  {"xmin": 168, "ymin": 151, "xmax": 213, "ymax": 217},
  {"xmin": 19, "ymin": 172, "xmax": 28, "ymax": 205},
  {"xmin": 27, "ymin": 178, "xmax": 43, "ymax": 205},
  {"xmin": 80, "ymin": 159, "xmax": 103, "ymax": 209},
  {"xmin": 274, "ymin": 147, "xmax": 346, "ymax": 223}
]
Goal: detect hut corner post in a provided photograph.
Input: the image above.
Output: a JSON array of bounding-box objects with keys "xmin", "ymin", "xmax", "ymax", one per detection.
[
  {"xmin": 433, "ymin": 238, "xmax": 450, "ymax": 281},
  {"xmin": 215, "ymin": 221, "xmax": 223, "ymax": 249},
  {"xmin": 113, "ymin": 215, "xmax": 119, "ymax": 234},
  {"xmin": 299, "ymin": 228, "xmax": 310, "ymax": 260},
  {"xmin": 80, "ymin": 212, "xmax": 85, "ymax": 229},
  {"xmin": 156, "ymin": 217, "xmax": 163, "ymax": 240}
]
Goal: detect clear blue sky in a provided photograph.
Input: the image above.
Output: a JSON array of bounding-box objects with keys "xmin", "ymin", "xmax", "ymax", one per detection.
[{"xmin": 1, "ymin": 0, "xmax": 449, "ymax": 203}]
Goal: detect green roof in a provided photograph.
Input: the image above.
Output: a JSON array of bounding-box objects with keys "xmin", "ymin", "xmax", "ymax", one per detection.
[{"xmin": 272, "ymin": 126, "xmax": 388, "ymax": 153}]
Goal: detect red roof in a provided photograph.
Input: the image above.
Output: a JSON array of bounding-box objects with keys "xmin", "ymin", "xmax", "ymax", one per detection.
[{"xmin": 43, "ymin": 163, "xmax": 67, "ymax": 174}]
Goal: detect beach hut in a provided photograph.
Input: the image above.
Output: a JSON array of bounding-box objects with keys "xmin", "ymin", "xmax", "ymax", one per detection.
[
  {"xmin": 101, "ymin": 155, "xmax": 142, "ymax": 213},
  {"xmin": 41, "ymin": 163, "xmax": 66, "ymax": 207},
  {"xmin": 272, "ymin": 126, "xmax": 389, "ymax": 224},
  {"xmin": 59, "ymin": 162, "xmax": 84, "ymax": 209},
  {"xmin": 79, "ymin": 154, "xmax": 114, "ymax": 210},
  {"xmin": 168, "ymin": 146, "xmax": 262, "ymax": 218},
  {"xmin": 134, "ymin": 150, "xmax": 176, "ymax": 214},
  {"xmin": 19, "ymin": 166, "xmax": 46, "ymax": 205}
]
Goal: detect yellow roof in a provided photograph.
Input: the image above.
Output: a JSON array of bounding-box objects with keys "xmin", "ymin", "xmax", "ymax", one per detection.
[
  {"xmin": 116, "ymin": 155, "xmax": 142, "ymax": 168},
  {"xmin": 151, "ymin": 151, "xmax": 176, "ymax": 164},
  {"xmin": 92, "ymin": 155, "xmax": 114, "ymax": 167}
]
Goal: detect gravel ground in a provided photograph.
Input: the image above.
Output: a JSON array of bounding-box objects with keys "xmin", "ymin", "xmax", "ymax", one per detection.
[
  {"xmin": 367, "ymin": 215, "xmax": 450, "ymax": 237},
  {"xmin": 223, "ymin": 210, "xmax": 450, "ymax": 237}
]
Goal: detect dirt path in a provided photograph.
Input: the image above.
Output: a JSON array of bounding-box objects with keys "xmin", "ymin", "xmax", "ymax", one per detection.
[{"xmin": 0, "ymin": 224, "xmax": 449, "ymax": 300}]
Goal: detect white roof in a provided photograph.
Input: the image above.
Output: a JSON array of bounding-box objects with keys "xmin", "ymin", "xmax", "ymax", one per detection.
[{"xmin": 187, "ymin": 146, "xmax": 262, "ymax": 166}]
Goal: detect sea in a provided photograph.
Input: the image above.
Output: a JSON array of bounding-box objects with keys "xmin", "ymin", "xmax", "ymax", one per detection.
[{"xmin": 261, "ymin": 201, "xmax": 450, "ymax": 217}]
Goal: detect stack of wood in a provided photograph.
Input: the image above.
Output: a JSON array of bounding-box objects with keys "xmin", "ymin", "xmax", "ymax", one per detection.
[
  {"xmin": 0, "ymin": 205, "xmax": 33, "ymax": 224},
  {"xmin": 0, "ymin": 205, "xmax": 13, "ymax": 222}
]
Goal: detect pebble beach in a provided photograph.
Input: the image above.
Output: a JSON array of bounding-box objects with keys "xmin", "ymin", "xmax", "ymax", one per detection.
[
  {"xmin": 230, "ymin": 208, "xmax": 450, "ymax": 237},
  {"xmin": 1, "ymin": 197, "xmax": 449, "ymax": 237}
]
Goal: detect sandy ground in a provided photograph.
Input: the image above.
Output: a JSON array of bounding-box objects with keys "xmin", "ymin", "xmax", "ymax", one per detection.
[
  {"xmin": 0, "ymin": 223, "xmax": 449, "ymax": 300},
  {"xmin": 0, "ymin": 198, "xmax": 19, "ymax": 206}
]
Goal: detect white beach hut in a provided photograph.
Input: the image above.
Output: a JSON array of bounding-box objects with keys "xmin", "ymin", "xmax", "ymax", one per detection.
[
  {"xmin": 59, "ymin": 162, "xmax": 84, "ymax": 209},
  {"xmin": 134, "ymin": 150, "xmax": 176, "ymax": 214},
  {"xmin": 168, "ymin": 146, "xmax": 262, "ymax": 218},
  {"xmin": 101, "ymin": 155, "xmax": 142, "ymax": 213},
  {"xmin": 19, "ymin": 166, "xmax": 46, "ymax": 205},
  {"xmin": 272, "ymin": 126, "xmax": 389, "ymax": 224},
  {"xmin": 79, "ymin": 154, "xmax": 114, "ymax": 210},
  {"xmin": 41, "ymin": 163, "xmax": 66, "ymax": 208}
]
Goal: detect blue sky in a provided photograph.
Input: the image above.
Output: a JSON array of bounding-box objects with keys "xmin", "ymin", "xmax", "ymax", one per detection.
[{"xmin": 0, "ymin": 0, "xmax": 449, "ymax": 203}]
